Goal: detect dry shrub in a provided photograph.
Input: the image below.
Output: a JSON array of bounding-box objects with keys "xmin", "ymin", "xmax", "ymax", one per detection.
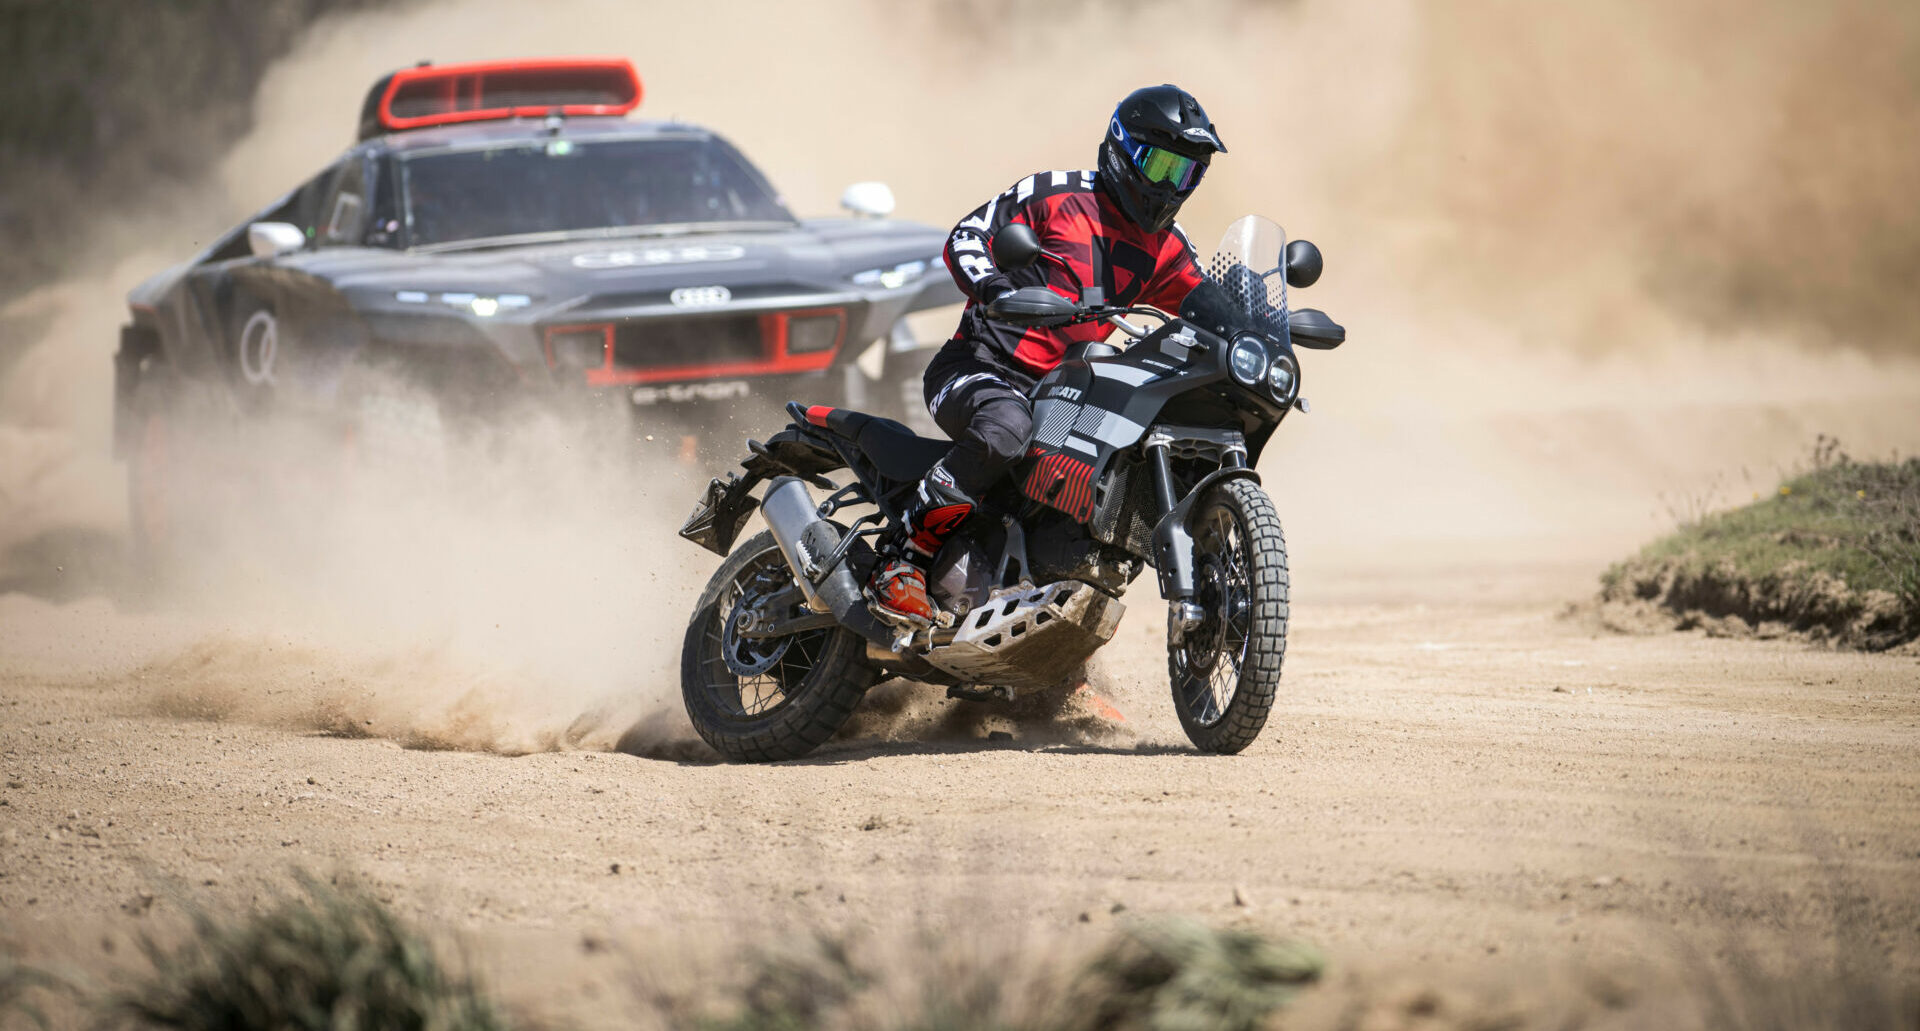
[
  {"xmin": 1061, "ymin": 918, "xmax": 1324, "ymax": 1031},
  {"xmin": 0, "ymin": 955, "xmax": 64, "ymax": 1030},
  {"xmin": 114, "ymin": 873, "xmax": 512, "ymax": 1031},
  {"xmin": 689, "ymin": 918, "xmax": 1323, "ymax": 1031}
]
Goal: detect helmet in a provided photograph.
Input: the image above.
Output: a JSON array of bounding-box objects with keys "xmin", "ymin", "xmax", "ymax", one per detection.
[{"xmin": 1097, "ymin": 85, "xmax": 1227, "ymax": 233}]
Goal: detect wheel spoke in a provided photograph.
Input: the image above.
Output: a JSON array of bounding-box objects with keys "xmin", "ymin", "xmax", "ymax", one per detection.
[
  {"xmin": 698, "ymin": 548, "xmax": 836, "ymax": 720},
  {"xmin": 1172, "ymin": 497, "xmax": 1261, "ymax": 731}
]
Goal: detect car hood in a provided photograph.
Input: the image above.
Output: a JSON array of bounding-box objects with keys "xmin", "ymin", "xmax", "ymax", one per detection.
[{"xmin": 290, "ymin": 219, "xmax": 948, "ymax": 306}]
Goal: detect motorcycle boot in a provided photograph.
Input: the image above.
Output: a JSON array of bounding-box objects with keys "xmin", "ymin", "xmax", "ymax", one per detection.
[{"xmin": 868, "ymin": 459, "xmax": 975, "ymax": 628}]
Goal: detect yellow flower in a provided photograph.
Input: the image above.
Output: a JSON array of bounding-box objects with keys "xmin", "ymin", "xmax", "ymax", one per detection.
[
  {"xmin": 1857, "ymin": 490, "xmax": 1867, "ymax": 499},
  {"xmin": 1779, "ymin": 486, "xmax": 1792, "ymax": 496}
]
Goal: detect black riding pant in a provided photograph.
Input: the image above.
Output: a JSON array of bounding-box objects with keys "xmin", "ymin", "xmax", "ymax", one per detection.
[{"xmin": 921, "ymin": 341, "xmax": 1037, "ymax": 498}]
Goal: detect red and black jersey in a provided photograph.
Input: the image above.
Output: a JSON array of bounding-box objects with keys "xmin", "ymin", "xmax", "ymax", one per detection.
[{"xmin": 942, "ymin": 169, "xmax": 1206, "ymax": 376}]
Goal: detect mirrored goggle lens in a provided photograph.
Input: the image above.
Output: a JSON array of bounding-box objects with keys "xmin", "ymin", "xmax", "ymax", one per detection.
[{"xmin": 1134, "ymin": 146, "xmax": 1200, "ymax": 190}]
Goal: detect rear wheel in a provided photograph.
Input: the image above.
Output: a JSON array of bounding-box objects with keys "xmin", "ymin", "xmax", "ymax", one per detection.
[
  {"xmin": 1167, "ymin": 478, "xmax": 1288, "ymax": 754},
  {"xmin": 681, "ymin": 531, "xmax": 880, "ymax": 762}
]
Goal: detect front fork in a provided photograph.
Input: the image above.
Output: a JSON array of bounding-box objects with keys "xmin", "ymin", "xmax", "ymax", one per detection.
[{"xmin": 1145, "ymin": 443, "xmax": 1257, "ymax": 645}]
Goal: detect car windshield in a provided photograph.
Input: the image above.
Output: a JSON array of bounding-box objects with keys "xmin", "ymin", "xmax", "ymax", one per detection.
[{"xmin": 401, "ymin": 136, "xmax": 794, "ymax": 248}]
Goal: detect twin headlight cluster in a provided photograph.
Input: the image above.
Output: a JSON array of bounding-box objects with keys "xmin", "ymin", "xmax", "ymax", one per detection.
[{"xmin": 1227, "ymin": 334, "xmax": 1299, "ymax": 404}]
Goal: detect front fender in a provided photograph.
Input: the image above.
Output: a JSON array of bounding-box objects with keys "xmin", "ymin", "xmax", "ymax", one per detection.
[{"xmin": 1149, "ymin": 467, "xmax": 1263, "ymax": 600}]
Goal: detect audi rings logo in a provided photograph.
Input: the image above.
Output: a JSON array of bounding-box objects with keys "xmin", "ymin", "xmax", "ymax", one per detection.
[
  {"xmin": 571, "ymin": 244, "xmax": 745, "ymax": 269},
  {"xmin": 669, "ymin": 285, "xmax": 731, "ymax": 308},
  {"xmin": 238, "ymin": 310, "xmax": 278, "ymax": 385}
]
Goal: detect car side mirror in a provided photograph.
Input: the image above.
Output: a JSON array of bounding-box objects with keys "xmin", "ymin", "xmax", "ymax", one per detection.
[
  {"xmin": 991, "ymin": 223, "xmax": 1045, "ymax": 270},
  {"xmin": 984, "ymin": 285, "xmax": 1078, "ymax": 327},
  {"xmin": 248, "ymin": 222, "xmax": 306, "ymax": 258},
  {"xmin": 1285, "ymin": 239, "xmax": 1323, "ymax": 288},
  {"xmin": 839, "ymin": 181, "xmax": 895, "ymax": 218}
]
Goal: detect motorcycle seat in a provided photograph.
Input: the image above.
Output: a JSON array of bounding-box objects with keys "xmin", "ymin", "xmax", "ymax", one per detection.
[{"xmin": 797, "ymin": 404, "xmax": 950, "ymax": 483}]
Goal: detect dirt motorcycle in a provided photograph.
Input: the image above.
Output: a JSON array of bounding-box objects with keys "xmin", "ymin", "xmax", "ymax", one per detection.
[{"xmin": 677, "ymin": 215, "xmax": 1346, "ymax": 762}]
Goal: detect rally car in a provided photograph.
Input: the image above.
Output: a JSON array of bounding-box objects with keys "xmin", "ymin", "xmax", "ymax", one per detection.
[{"xmin": 113, "ymin": 57, "xmax": 958, "ymax": 466}]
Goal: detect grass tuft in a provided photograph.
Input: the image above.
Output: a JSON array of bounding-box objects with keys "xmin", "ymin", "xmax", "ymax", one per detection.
[
  {"xmin": 1062, "ymin": 917, "xmax": 1323, "ymax": 1031},
  {"xmin": 1, "ymin": 954, "xmax": 64, "ymax": 1029},
  {"xmin": 1602, "ymin": 438, "xmax": 1920, "ymax": 649},
  {"xmin": 691, "ymin": 918, "xmax": 1321, "ymax": 1031},
  {"xmin": 115, "ymin": 872, "xmax": 512, "ymax": 1031}
]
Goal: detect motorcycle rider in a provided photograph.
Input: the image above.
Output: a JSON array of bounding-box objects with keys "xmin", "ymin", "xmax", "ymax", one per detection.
[{"xmin": 868, "ymin": 84, "xmax": 1228, "ymax": 627}]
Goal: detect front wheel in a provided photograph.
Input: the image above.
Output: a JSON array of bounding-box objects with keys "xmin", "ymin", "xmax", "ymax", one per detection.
[
  {"xmin": 1167, "ymin": 478, "xmax": 1289, "ymax": 754},
  {"xmin": 681, "ymin": 531, "xmax": 880, "ymax": 762}
]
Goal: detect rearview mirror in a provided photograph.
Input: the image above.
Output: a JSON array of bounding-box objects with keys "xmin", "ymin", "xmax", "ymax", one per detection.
[
  {"xmin": 991, "ymin": 223, "xmax": 1045, "ymax": 270},
  {"xmin": 248, "ymin": 222, "xmax": 305, "ymax": 258},
  {"xmin": 984, "ymin": 285, "xmax": 1078, "ymax": 327},
  {"xmin": 1284, "ymin": 239, "xmax": 1323, "ymax": 288},
  {"xmin": 840, "ymin": 181, "xmax": 895, "ymax": 218}
]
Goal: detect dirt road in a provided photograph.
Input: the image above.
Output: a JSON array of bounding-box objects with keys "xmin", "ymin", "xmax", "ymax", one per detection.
[{"xmin": 4, "ymin": 550, "xmax": 1915, "ymax": 1026}]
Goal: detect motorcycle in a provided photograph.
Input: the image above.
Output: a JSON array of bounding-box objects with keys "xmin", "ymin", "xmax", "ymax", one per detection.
[{"xmin": 677, "ymin": 215, "xmax": 1347, "ymax": 762}]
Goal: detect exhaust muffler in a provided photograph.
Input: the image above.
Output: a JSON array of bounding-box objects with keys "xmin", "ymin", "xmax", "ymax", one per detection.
[{"xmin": 759, "ymin": 476, "xmax": 868, "ymax": 622}]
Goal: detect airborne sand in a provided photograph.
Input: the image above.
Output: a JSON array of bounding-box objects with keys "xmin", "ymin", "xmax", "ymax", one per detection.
[{"xmin": 2, "ymin": 0, "xmax": 1919, "ymax": 1022}]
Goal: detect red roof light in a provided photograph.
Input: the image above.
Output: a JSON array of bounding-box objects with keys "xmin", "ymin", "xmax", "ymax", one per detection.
[{"xmin": 359, "ymin": 57, "xmax": 642, "ymax": 139}]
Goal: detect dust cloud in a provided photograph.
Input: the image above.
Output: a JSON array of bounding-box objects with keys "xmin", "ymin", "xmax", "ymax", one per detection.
[{"xmin": 2, "ymin": 0, "xmax": 1920, "ymax": 753}]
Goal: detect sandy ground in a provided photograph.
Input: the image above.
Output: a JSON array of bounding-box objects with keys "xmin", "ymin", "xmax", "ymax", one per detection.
[{"xmin": 3, "ymin": 545, "xmax": 1916, "ymax": 1026}]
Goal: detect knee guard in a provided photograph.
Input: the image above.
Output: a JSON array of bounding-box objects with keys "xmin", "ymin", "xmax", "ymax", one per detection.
[{"xmin": 904, "ymin": 458, "xmax": 976, "ymax": 560}]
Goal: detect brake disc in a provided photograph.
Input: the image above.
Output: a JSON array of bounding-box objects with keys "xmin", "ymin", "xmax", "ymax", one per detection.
[
  {"xmin": 1183, "ymin": 560, "xmax": 1230, "ymax": 670},
  {"xmin": 721, "ymin": 579, "xmax": 795, "ymax": 677},
  {"xmin": 721, "ymin": 599, "xmax": 787, "ymax": 679}
]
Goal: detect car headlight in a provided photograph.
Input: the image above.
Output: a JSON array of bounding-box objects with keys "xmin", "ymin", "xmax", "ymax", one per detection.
[
  {"xmin": 850, "ymin": 260, "xmax": 928, "ymax": 289},
  {"xmin": 1228, "ymin": 335, "xmax": 1268, "ymax": 386},
  {"xmin": 396, "ymin": 291, "xmax": 534, "ymax": 317},
  {"xmin": 1267, "ymin": 352, "xmax": 1298, "ymax": 403}
]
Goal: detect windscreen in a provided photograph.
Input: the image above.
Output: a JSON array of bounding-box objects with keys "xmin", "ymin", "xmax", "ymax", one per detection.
[
  {"xmin": 1204, "ymin": 215, "xmax": 1290, "ymax": 343},
  {"xmin": 401, "ymin": 136, "xmax": 794, "ymax": 248}
]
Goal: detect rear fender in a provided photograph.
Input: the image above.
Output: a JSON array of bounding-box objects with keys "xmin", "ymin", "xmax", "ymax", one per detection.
[{"xmin": 678, "ymin": 425, "xmax": 849, "ymax": 556}]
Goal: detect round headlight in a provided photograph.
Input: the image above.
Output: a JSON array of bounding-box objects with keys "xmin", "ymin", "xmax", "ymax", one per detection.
[
  {"xmin": 1267, "ymin": 353, "xmax": 1298, "ymax": 402},
  {"xmin": 1228, "ymin": 335, "xmax": 1268, "ymax": 386}
]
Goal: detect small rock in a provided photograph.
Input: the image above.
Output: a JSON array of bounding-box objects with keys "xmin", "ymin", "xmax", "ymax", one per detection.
[
  {"xmin": 609, "ymin": 862, "xmax": 622, "ymax": 874},
  {"xmin": 6, "ymin": 780, "xmax": 22, "ymax": 789},
  {"xmin": 306, "ymin": 776, "xmax": 318, "ymax": 785},
  {"xmin": 1552, "ymin": 686, "xmax": 1571, "ymax": 694},
  {"xmin": 1591, "ymin": 875, "xmax": 1617, "ymax": 888},
  {"xmin": 1232, "ymin": 884, "xmax": 1254, "ymax": 908},
  {"xmin": 987, "ymin": 730, "xmax": 1014, "ymax": 742}
]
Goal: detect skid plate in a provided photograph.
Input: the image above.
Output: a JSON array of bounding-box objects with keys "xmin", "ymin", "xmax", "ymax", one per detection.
[{"xmin": 921, "ymin": 581, "xmax": 1125, "ymax": 693}]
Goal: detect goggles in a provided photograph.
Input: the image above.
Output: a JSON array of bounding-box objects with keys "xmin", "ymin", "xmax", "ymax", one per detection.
[{"xmin": 1112, "ymin": 118, "xmax": 1205, "ymax": 191}]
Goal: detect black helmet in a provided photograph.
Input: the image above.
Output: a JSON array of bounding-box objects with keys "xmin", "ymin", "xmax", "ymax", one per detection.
[{"xmin": 1097, "ymin": 84, "xmax": 1227, "ymax": 233}]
